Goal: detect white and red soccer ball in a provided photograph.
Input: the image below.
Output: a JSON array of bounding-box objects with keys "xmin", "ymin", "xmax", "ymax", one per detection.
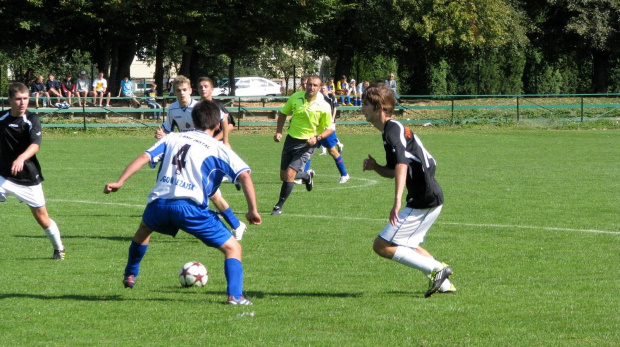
[{"xmin": 179, "ymin": 261, "xmax": 209, "ymax": 287}]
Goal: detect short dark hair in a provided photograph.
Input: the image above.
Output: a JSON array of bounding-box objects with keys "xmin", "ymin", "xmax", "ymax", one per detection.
[
  {"xmin": 191, "ymin": 100, "xmax": 221, "ymax": 131},
  {"xmin": 197, "ymin": 76, "xmax": 214, "ymax": 87},
  {"xmin": 8, "ymin": 82, "xmax": 29, "ymax": 98}
]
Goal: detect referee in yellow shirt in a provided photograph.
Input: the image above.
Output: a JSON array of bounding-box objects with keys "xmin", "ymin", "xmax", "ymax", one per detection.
[{"xmin": 271, "ymin": 75, "xmax": 333, "ymax": 215}]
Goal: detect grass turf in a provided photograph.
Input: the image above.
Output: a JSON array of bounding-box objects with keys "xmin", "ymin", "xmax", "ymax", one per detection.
[{"xmin": 0, "ymin": 127, "xmax": 618, "ymax": 346}]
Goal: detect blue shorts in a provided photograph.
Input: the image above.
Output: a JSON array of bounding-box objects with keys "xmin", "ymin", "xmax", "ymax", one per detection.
[
  {"xmin": 318, "ymin": 131, "xmax": 339, "ymax": 149},
  {"xmin": 142, "ymin": 199, "xmax": 232, "ymax": 248}
]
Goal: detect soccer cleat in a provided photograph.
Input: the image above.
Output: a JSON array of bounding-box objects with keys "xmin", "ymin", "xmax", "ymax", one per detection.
[
  {"xmin": 425, "ymin": 264, "xmax": 453, "ymax": 298},
  {"xmin": 438, "ymin": 283, "xmax": 457, "ymax": 294},
  {"xmin": 232, "ymin": 221, "xmax": 247, "ymax": 241},
  {"xmin": 271, "ymin": 206, "xmax": 282, "ymax": 215},
  {"xmin": 0, "ymin": 192, "xmax": 6, "ymax": 202},
  {"xmin": 339, "ymin": 175, "xmax": 350, "ymax": 184},
  {"xmin": 293, "ymin": 179, "xmax": 302, "ymax": 184},
  {"xmin": 53, "ymin": 249, "xmax": 66, "ymax": 260},
  {"xmin": 337, "ymin": 142, "xmax": 344, "ymax": 153},
  {"xmin": 304, "ymin": 169, "xmax": 315, "ymax": 191},
  {"xmin": 123, "ymin": 274, "xmax": 136, "ymax": 288},
  {"xmin": 227, "ymin": 295, "xmax": 253, "ymax": 305},
  {"xmin": 235, "ymin": 182, "xmax": 242, "ymax": 191}
]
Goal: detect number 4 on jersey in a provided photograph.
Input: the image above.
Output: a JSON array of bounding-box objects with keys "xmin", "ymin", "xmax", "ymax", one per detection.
[{"xmin": 171, "ymin": 144, "xmax": 191, "ymax": 174}]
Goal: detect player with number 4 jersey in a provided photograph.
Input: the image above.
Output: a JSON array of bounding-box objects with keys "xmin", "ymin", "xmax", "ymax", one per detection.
[{"xmin": 105, "ymin": 100, "xmax": 261, "ymax": 305}]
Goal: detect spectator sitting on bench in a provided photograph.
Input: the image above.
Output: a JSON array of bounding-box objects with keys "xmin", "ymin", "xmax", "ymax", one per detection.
[
  {"xmin": 30, "ymin": 75, "xmax": 50, "ymax": 108},
  {"xmin": 145, "ymin": 83, "xmax": 162, "ymax": 120},
  {"xmin": 46, "ymin": 74, "xmax": 63, "ymax": 106},
  {"xmin": 61, "ymin": 73, "xmax": 77, "ymax": 107},
  {"xmin": 92, "ymin": 72, "xmax": 112, "ymax": 107},
  {"xmin": 118, "ymin": 76, "xmax": 140, "ymax": 108}
]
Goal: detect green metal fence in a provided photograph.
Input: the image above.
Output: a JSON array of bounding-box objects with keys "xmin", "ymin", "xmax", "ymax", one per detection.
[{"xmin": 1, "ymin": 94, "xmax": 619, "ymax": 129}]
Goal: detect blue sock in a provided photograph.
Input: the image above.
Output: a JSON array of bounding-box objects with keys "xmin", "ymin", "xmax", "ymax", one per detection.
[
  {"xmin": 224, "ymin": 258, "xmax": 244, "ymax": 297},
  {"xmin": 220, "ymin": 207, "xmax": 240, "ymax": 230},
  {"xmin": 304, "ymin": 159, "xmax": 312, "ymax": 172},
  {"xmin": 125, "ymin": 240, "xmax": 148, "ymax": 277},
  {"xmin": 334, "ymin": 155, "xmax": 348, "ymax": 176}
]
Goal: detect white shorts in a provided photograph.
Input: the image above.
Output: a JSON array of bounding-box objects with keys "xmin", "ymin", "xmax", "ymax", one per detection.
[
  {"xmin": 0, "ymin": 176, "xmax": 46, "ymax": 208},
  {"xmin": 378, "ymin": 205, "xmax": 442, "ymax": 248}
]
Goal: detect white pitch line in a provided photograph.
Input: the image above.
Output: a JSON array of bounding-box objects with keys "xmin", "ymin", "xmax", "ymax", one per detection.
[{"xmin": 48, "ymin": 199, "xmax": 620, "ymax": 235}]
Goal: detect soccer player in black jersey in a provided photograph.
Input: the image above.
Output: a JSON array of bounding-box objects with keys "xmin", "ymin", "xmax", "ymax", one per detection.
[
  {"xmin": 361, "ymin": 83, "xmax": 453, "ymax": 297},
  {"xmin": 0, "ymin": 83, "xmax": 66, "ymax": 259}
]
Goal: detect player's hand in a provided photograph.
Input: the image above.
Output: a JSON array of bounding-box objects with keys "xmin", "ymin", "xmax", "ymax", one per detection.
[
  {"xmin": 155, "ymin": 125, "xmax": 165, "ymax": 139},
  {"xmin": 389, "ymin": 204, "xmax": 401, "ymax": 226},
  {"xmin": 11, "ymin": 158, "xmax": 25, "ymax": 176},
  {"xmin": 246, "ymin": 211, "xmax": 262, "ymax": 225},
  {"xmin": 307, "ymin": 136, "xmax": 318, "ymax": 146},
  {"xmin": 274, "ymin": 133, "xmax": 282, "ymax": 142},
  {"xmin": 103, "ymin": 182, "xmax": 121, "ymax": 194},
  {"xmin": 363, "ymin": 154, "xmax": 377, "ymax": 171}
]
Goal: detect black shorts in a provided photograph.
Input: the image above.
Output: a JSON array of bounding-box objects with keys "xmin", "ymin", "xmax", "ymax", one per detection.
[{"xmin": 280, "ymin": 135, "xmax": 315, "ymax": 172}]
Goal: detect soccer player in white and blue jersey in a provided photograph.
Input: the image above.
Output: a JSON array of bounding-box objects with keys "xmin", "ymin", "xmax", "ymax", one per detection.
[
  {"xmin": 155, "ymin": 75, "xmax": 246, "ymax": 240},
  {"xmin": 105, "ymin": 100, "xmax": 261, "ymax": 305}
]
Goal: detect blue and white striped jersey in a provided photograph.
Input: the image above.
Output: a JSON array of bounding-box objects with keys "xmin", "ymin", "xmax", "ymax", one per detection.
[{"xmin": 145, "ymin": 130, "xmax": 250, "ymax": 207}]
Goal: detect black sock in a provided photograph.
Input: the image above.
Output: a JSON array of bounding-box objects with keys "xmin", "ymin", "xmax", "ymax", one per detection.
[{"xmin": 275, "ymin": 182, "xmax": 295, "ymax": 208}]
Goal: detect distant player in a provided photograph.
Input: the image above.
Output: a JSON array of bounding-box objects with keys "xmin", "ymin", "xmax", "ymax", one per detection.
[
  {"xmin": 104, "ymin": 99, "xmax": 261, "ymax": 305},
  {"xmin": 361, "ymin": 83, "xmax": 454, "ymax": 298},
  {"xmin": 156, "ymin": 75, "xmax": 246, "ymax": 240},
  {"xmin": 0, "ymin": 82, "xmax": 66, "ymax": 260}
]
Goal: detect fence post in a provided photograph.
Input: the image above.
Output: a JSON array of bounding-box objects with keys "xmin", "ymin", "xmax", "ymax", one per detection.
[
  {"xmin": 82, "ymin": 103, "xmax": 87, "ymax": 131},
  {"xmin": 516, "ymin": 96, "xmax": 520, "ymax": 122},
  {"xmin": 451, "ymin": 97, "xmax": 454, "ymax": 124},
  {"xmin": 580, "ymin": 96, "xmax": 584, "ymax": 122}
]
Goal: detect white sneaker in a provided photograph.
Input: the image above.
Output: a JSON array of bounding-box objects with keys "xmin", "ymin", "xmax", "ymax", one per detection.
[
  {"xmin": 339, "ymin": 175, "xmax": 350, "ymax": 184},
  {"xmin": 54, "ymin": 102, "xmax": 62, "ymax": 108},
  {"xmin": 232, "ymin": 221, "xmax": 246, "ymax": 241},
  {"xmin": 337, "ymin": 143, "xmax": 344, "ymax": 153}
]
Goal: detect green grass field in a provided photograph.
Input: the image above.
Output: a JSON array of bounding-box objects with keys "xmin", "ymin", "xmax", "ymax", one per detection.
[{"xmin": 0, "ymin": 126, "xmax": 618, "ymax": 346}]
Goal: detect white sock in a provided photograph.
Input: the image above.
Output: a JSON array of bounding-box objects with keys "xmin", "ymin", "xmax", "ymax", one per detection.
[
  {"xmin": 43, "ymin": 219, "xmax": 64, "ymax": 251},
  {"xmin": 392, "ymin": 246, "xmax": 443, "ymax": 273},
  {"xmin": 440, "ymin": 279, "xmax": 453, "ymax": 291}
]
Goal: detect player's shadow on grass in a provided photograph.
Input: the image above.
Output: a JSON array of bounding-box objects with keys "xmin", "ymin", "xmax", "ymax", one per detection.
[
  {"xmin": 0, "ymin": 293, "xmax": 176, "ymax": 302},
  {"xmin": 14, "ymin": 235, "xmax": 199, "ymax": 243},
  {"xmin": 159, "ymin": 288, "xmax": 362, "ymax": 299}
]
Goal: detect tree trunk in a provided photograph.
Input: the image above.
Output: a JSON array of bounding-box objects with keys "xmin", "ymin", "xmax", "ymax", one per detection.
[
  {"xmin": 228, "ymin": 56, "xmax": 236, "ymax": 96},
  {"xmin": 154, "ymin": 34, "xmax": 165, "ymax": 96},
  {"xmin": 592, "ymin": 49, "xmax": 609, "ymax": 93},
  {"xmin": 179, "ymin": 36, "xmax": 194, "ymax": 77}
]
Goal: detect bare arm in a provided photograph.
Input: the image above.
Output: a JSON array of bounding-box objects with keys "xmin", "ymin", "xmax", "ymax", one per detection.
[
  {"xmin": 237, "ymin": 171, "xmax": 262, "ymax": 225},
  {"xmin": 220, "ymin": 116, "xmax": 230, "ymax": 147},
  {"xmin": 274, "ymin": 112, "xmax": 287, "ymax": 142},
  {"xmin": 390, "ymin": 163, "xmax": 407, "ymax": 225},
  {"xmin": 11, "ymin": 143, "xmax": 40, "ymax": 176},
  {"xmin": 103, "ymin": 153, "xmax": 151, "ymax": 194},
  {"xmin": 363, "ymin": 154, "xmax": 395, "ymax": 178}
]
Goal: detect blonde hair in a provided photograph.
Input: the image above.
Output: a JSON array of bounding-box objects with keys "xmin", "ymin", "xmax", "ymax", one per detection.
[{"xmin": 173, "ymin": 75, "xmax": 191, "ymax": 91}]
